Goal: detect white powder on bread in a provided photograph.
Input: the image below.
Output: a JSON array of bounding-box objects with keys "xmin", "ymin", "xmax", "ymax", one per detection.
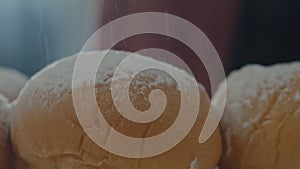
[
  {"xmin": 214, "ymin": 62, "xmax": 300, "ymax": 157},
  {"xmin": 189, "ymin": 157, "xmax": 198, "ymax": 169}
]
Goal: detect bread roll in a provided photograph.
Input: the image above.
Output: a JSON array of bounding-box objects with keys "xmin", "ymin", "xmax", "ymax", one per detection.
[
  {"xmin": 213, "ymin": 63, "xmax": 300, "ymax": 169},
  {"xmin": 0, "ymin": 67, "xmax": 28, "ymax": 168},
  {"xmin": 0, "ymin": 67, "xmax": 27, "ymax": 102},
  {"xmin": 0, "ymin": 67, "xmax": 27, "ymax": 169},
  {"xmin": 11, "ymin": 50, "xmax": 221, "ymax": 169},
  {"xmin": 0, "ymin": 94, "xmax": 14, "ymax": 169}
]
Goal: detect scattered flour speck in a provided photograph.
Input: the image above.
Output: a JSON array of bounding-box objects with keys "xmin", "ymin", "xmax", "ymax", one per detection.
[
  {"xmin": 189, "ymin": 158, "xmax": 198, "ymax": 169},
  {"xmin": 295, "ymin": 91, "xmax": 300, "ymax": 101}
]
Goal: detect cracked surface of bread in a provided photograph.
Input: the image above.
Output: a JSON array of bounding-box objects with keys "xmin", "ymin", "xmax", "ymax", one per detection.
[
  {"xmin": 213, "ymin": 62, "xmax": 300, "ymax": 169},
  {"xmin": 12, "ymin": 50, "xmax": 221, "ymax": 169}
]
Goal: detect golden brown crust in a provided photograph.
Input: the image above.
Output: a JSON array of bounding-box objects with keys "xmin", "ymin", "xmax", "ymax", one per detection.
[
  {"xmin": 213, "ymin": 63, "xmax": 300, "ymax": 169},
  {"xmin": 12, "ymin": 51, "xmax": 221, "ymax": 169}
]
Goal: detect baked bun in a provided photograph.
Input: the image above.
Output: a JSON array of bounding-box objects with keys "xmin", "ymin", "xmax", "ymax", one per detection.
[
  {"xmin": 0, "ymin": 94, "xmax": 14, "ymax": 169},
  {"xmin": 0, "ymin": 67, "xmax": 28, "ymax": 102},
  {"xmin": 0, "ymin": 67, "xmax": 27, "ymax": 168},
  {"xmin": 213, "ymin": 63, "xmax": 300, "ymax": 169},
  {"xmin": 11, "ymin": 50, "xmax": 221, "ymax": 169}
]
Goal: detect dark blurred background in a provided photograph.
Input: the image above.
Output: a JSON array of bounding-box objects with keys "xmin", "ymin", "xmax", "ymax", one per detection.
[
  {"xmin": 0, "ymin": 0, "xmax": 299, "ymax": 90},
  {"xmin": 232, "ymin": 0, "xmax": 300, "ymax": 70}
]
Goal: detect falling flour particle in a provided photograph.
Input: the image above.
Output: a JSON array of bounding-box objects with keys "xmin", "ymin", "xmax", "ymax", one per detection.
[
  {"xmin": 189, "ymin": 158, "xmax": 198, "ymax": 169},
  {"xmin": 242, "ymin": 122, "xmax": 250, "ymax": 129}
]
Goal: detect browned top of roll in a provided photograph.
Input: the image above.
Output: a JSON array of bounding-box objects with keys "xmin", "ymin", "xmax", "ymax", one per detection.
[{"xmin": 12, "ymin": 50, "xmax": 222, "ymax": 169}]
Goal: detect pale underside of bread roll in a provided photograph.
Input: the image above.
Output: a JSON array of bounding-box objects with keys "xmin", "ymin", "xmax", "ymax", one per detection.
[
  {"xmin": 213, "ymin": 62, "xmax": 300, "ymax": 169},
  {"xmin": 12, "ymin": 50, "xmax": 222, "ymax": 169}
]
